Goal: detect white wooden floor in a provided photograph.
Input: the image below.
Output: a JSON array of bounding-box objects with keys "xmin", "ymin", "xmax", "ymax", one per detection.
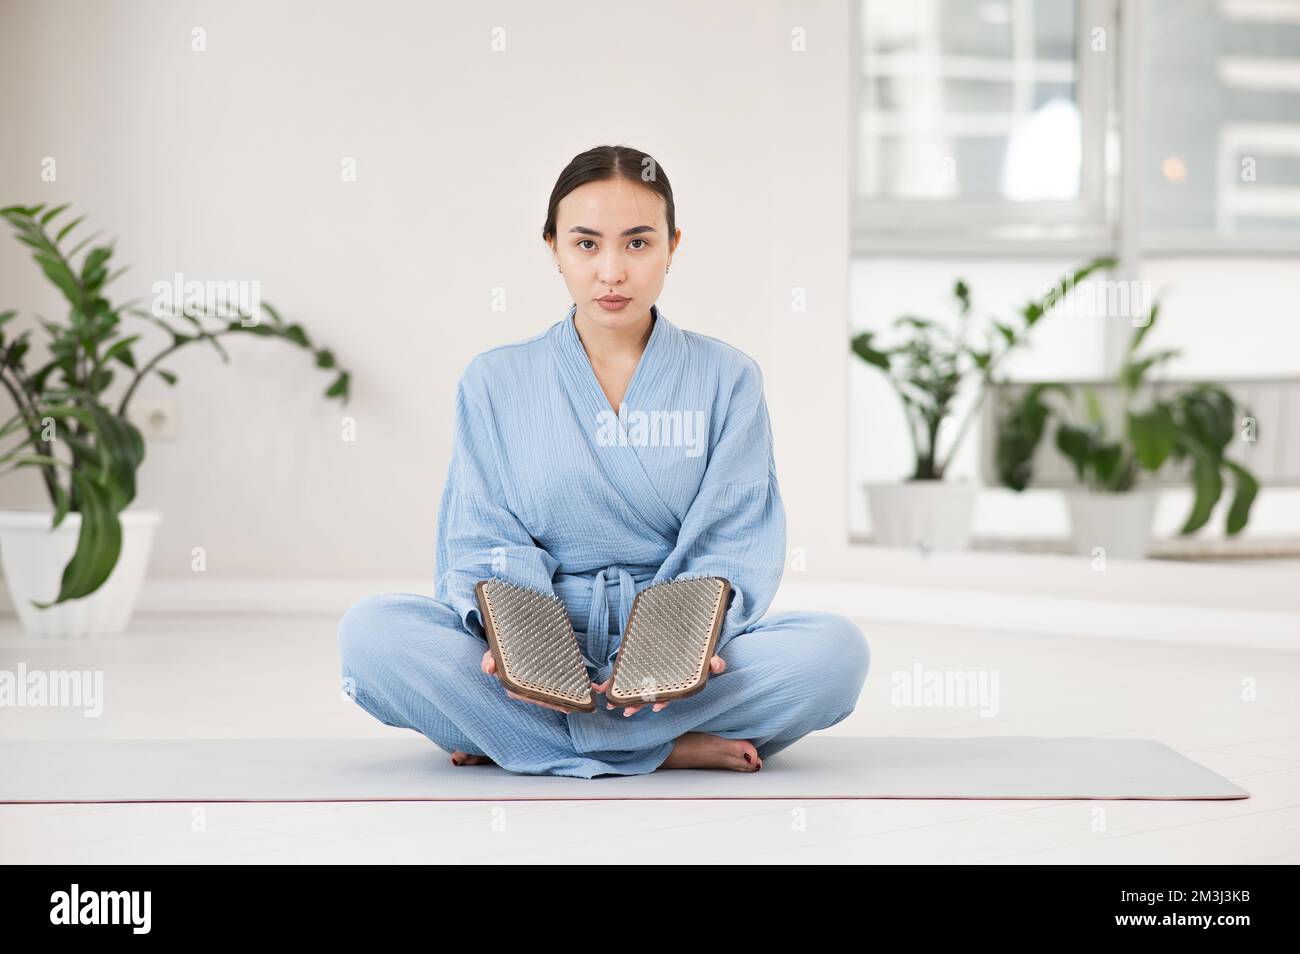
[{"xmin": 2, "ymin": 608, "xmax": 1298, "ymax": 864}]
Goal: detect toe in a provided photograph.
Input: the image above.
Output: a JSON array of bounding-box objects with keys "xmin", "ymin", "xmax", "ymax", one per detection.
[{"xmin": 732, "ymin": 740, "xmax": 761, "ymax": 771}]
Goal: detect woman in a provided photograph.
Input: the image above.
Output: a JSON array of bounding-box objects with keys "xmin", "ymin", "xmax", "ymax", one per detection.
[{"xmin": 338, "ymin": 145, "xmax": 870, "ymax": 778}]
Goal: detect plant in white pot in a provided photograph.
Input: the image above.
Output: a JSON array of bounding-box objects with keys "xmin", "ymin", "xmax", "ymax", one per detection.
[
  {"xmin": 994, "ymin": 301, "xmax": 1259, "ymax": 559},
  {"xmin": 0, "ymin": 202, "xmax": 351, "ymax": 636},
  {"xmin": 850, "ymin": 257, "xmax": 1115, "ymax": 551}
]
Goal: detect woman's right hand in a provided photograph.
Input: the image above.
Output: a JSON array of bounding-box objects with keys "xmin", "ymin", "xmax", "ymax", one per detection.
[{"xmin": 481, "ymin": 648, "xmax": 574, "ymax": 715}]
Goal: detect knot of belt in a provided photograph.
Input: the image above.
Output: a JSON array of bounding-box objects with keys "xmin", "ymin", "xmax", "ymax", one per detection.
[{"xmin": 582, "ymin": 564, "xmax": 637, "ymax": 675}]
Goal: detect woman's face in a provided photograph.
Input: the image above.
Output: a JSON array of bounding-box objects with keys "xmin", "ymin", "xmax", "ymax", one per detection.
[{"xmin": 549, "ymin": 177, "xmax": 680, "ymax": 333}]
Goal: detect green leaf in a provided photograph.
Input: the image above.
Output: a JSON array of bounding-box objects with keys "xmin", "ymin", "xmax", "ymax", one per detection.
[
  {"xmin": 32, "ymin": 252, "xmax": 81, "ymax": 304},
  {"xmin": 1222, "ymin": 460, "xmax": 1258, "ymax": 536},
  {"xmin": 89, "ymin": 367, "xmax": 115, "ymax": 393},
  {"xmin": 55, "ymin": 214, "xmax": 86, "ymax": 243},
  {"xmin": 994, "ymin": 382, "xmax": 1070, "ymax": 491},
  {"xmin": 39, "ymin": 202, "xmax": 70, "ymax": 225},
  {"xmin": 88, "ymin": 404, "xmax": 144, "ymax": 510},
  {"xmin": 67, "ymin": 230, "xmax": 104, "ymax": 258},
  {"xmin": 850, "ymin": 331, "xmax": 891, "ymax": 371},
  {"xmin": 155, "ymin": 368, "xmax": 178, "ymax": 386},
  {"xmin": 315, "ymin": 349, "xmax": 336, "ymax": 369},
  {"xmin": 894, "ymin": 315, "xmax": 936, "ymax": 331},
  {"xmin": 1127, "ymin": 405, "xmax": 1177, "ymax": 470},
  {"xmin": 1130, "ymin": 301, "xmax": 1161, "ymax": 354},
  {"xmin": 81, "ymin": 245, "xmax": 113, "ymax": 291},
  {"xmin": 31, "ymin": 471, "xmax": 123, "ymax": 607},
  {"xmin": 1083, "ymin": 390, "xmax": 1104, "ymax": 426},
  {"xmin": 1120, "ymin": 348, "xmax": 1180, "ymax": 392},
  {"xmin": 50, "ymin": 473, "xmax": 71, "ymax": 529},
  {"xmin": 1093, "ymin": 443, "xmax": 1124, "ymax": 486},
  {"xmin": 283, "ymin": 324, "xmax": 311, "ymax": 348},
  {"xmin": 1055, "ymin": 423, "xmax": 1095, "ymax": 482},
  {"xmin": 325, "ymin": 370, "xmax": 350, "ymax": 400},
  {"xmin": 1180, "ymin": 387, "xmax": 1236, "ymax": 452},
  {"xmin": 1180, "ymin": 443, "xmax": 1224, "ymax": 535},
  {"xmin": 953, "ymin": 279, "xmax": 970, "ymax": 314},
  {"xmin": 1024, "ymin": 256, "xmax": 1118, "ymax": 326},
  {"xmin": 61, "ymin": 428, "xmax": 108, "ymax": 474}
]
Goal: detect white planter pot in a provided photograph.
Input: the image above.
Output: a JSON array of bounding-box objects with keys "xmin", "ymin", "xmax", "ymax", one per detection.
[
  {"xmin": 1063, "ymin": 488, "xmax": 1157, "ymax": 560},
  {"xmin": 0, "ymin": 509, "xmax": 161, "ymax": 637},
  {"xmin": 863, "ymin": 480, "xmax": 977, "ymax": 551}
]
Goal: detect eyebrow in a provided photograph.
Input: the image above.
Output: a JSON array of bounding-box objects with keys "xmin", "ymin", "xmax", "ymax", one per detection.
[{"xmin": 568, "ymin": 225, "xmax": 657, "ymax": 237}]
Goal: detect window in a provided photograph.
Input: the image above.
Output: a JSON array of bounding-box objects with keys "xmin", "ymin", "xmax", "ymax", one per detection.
[
  {"xmin": 853, "ymin": 0, "xmax": 1114, "ymax": 250},
  {"xmin": 1142, "ymin": 0, "xmax": 1300, "ymax": 249}
]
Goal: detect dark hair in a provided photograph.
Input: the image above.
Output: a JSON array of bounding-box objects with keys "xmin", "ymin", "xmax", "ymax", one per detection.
[{"xmin": 541, "ymin": 145, "xmax": 676, "ymax": 246}]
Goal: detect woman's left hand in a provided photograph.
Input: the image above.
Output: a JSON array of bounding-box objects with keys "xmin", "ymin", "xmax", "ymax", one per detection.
[{"xmin": 592, "ymin": 654, "xmax": 726, "ymax": 716}]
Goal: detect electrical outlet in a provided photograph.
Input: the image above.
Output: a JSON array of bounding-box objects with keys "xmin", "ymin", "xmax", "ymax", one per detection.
[{"xmin": 128, "ymin": 398, "xmax": 180, "ymax": 439}]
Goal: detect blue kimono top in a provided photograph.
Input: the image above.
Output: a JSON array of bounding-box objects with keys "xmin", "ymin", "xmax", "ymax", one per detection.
[{"xmin": 433, "ymin": 303, "xmax": 787, "ymax": 679}]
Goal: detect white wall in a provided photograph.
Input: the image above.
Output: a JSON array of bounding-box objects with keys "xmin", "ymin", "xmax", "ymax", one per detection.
[
  {"xmin": 4, "ymin": 1, "xmax": 1293, "ymax": 592},
  {"xmin": 0, "ymin": 0, "xmax": 855, "ymax": 580}
]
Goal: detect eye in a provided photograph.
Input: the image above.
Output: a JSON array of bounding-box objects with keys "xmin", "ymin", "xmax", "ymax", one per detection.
[{"xmin": 576, "ymin": 238, "xmax": 649, "ymax": 251}]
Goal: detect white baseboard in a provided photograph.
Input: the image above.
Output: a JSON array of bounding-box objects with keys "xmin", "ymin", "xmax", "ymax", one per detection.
[
  {"xmin": 770, "ymin": 579, "xmax": 1299, "ymax": 653},
  {"xmin": 1, "ymin": 572, "xmax": 1295, "ymax": 652}
]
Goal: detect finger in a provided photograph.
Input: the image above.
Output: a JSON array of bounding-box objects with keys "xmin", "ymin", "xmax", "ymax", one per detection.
[
  {"xmin": 652, "ymin": 701, "xmax": 669, "ymax": 711},
  {"xmin": 623, "ymin": 705, "xmax": 641, "ymax": 717},
  {"xmin": 711, "ymin": 655, "xmax": 726, "ymax": 673}
]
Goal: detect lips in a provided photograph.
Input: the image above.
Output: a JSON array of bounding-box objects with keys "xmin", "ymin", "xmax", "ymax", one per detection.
[{"xmin": 598, "ymin": 296, "xmax": 630, "ymax": 303}]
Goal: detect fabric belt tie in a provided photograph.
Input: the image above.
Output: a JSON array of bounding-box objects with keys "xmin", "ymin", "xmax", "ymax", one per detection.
[{"xmin": 582, "ymin": 564, "xmax": 637, "ymax": 677}]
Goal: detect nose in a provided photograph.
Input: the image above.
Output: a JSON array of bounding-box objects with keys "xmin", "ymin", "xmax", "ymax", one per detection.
[{"xmin": 597, "ymin": 248, "xmax": 626, "ymax": 286}]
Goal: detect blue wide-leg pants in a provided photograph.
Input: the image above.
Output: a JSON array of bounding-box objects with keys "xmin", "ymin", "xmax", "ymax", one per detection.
[{"xmin": 337, "ymin": 592, "xmax": 869, "ymax": 779}]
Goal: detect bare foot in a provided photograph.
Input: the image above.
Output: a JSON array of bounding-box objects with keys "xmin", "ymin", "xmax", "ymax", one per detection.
[
  {"xmin": 451, "ymin": 751, "xmax": 496, "ymax": 767},
  {"xmin": 659, "ymin": 732, "xmax": 762, "ymax": 772}
]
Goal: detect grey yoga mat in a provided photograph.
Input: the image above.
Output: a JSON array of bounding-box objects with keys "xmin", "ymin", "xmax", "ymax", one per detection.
[{"xmin": 0, "ymin": 736, "xmax": 1249, "ymax": 802}]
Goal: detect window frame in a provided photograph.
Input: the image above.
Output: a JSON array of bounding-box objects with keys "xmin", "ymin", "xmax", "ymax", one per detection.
[
  {"xmin": 849, "ymin": 0, "xmax": 1300, "ymax": 258},
  {"xmin": 850, "ymin": 0, "xmax": 1114, "ymax": 252}
]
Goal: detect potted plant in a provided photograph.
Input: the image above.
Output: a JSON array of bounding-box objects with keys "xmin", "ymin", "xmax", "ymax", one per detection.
[
  {"xmin": 850, "ymin": 257, "xmax": 1115, "ymax": 550},
  {"xmin": 0, "ymin": 202, "xmax": 351, "ymax": 636},
  {"xmin": 994, "ymin": 300, "xmax": 1259, "ymax": 559}
]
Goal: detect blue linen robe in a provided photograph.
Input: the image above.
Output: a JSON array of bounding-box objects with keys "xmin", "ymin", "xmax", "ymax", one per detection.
[{"xmin": 338, "ymin": 304, "xmax": 870, "ymax": 777}]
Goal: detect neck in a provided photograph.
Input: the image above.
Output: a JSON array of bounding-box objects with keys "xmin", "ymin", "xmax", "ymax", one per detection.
[{"xmin": 572, "ymin": 305, "xmax": 654, "ymax": 368}]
